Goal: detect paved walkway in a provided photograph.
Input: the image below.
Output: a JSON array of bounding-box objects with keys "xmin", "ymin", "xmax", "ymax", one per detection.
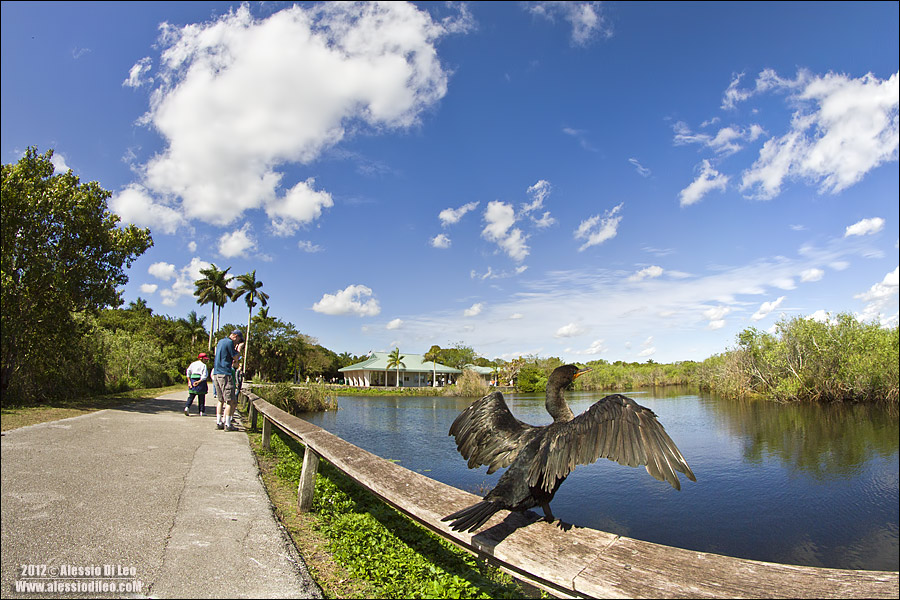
[{"xmin": 1, "ymin": 391, "xmax": 322, "ymax": 598}]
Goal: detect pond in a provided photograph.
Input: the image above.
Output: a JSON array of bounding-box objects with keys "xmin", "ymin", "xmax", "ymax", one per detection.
[{"xmin": 298, "ymin": 388, "xmax": 899, "ymax": 571}]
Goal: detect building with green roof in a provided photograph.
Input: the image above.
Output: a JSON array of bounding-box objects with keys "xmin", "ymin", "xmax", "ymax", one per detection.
[
  {"xmin": 338, "ymin": 352, "xmax": 462, "ymax": 387},
  {"xmin": 463, "ymin": 364, "xmax": 498, "ymax": 385}
]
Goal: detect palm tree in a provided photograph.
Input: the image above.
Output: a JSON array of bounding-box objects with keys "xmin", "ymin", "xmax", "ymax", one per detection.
[
  {"xmin": 194, "ymin": 264, "xmax": 232, "ymax": 352},
  {"xmin": 424, "ymin": 345, "xmax": 441, "ymax": 387},
  {"xmin": 183, "ymin": 310, "xmax": 207, "ymax": 349},
  {"xmin": 232, "ymin": 270, "xmax": 269, "ymax": 374},
  {"xmin": 386, "ymin": 347, "xmax": 405, "ymax": 388},
  {"xmin": 128, "ymin": 297, "xmax": 152, "ymax": 317},
  {"xmin": 252, "ymin": 306, "xmax": 272, "ymax": 327}
]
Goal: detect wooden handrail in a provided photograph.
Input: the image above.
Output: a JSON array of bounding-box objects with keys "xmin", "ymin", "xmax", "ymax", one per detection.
[{"xmin": 241, "ymin": 390, "xmax": 899, "ymax": 599}]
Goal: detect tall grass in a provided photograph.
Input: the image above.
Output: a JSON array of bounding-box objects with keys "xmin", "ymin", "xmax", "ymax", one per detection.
[
  {"xmin": 253, "ymin": 382, "xmax": 338, "ymax": 413},
  {"xmin": 448, "ymin": 369, "xmax": 491, "ymax": 398},
  {"xmin": 578, "ymin": 361, "xmax": 698, "ymax": 392}
]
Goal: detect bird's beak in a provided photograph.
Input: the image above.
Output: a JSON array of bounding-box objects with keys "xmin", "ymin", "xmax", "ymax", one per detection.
[{"xmin": 574, "ymin": 367, "xmax": 592, "ymax": 379}]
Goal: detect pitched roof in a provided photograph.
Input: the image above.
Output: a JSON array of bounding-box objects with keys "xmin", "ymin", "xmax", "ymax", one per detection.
[{"xmin": 339, "ymin": 352, "xmax": 462, "ymax": 374}]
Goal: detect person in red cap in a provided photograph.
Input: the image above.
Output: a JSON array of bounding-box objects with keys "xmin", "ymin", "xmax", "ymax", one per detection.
[{"xmin": 185, "ymin": 352, "xmax": 210, "ymax": 416}]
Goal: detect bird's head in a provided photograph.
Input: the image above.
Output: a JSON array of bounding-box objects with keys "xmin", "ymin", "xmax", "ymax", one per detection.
[
  {"xmin": 549, "ymin": 364, "xmax": 592, "ymax": 387},
  {"xmin": 546, "ymin": 365, "xmax": 591, "ymax": 422}
]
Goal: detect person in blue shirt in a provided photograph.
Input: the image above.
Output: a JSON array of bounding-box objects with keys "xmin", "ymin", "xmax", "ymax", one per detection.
[{"xmin": 213, "ymin": 329, "xmax": 243, "ymax": 431}]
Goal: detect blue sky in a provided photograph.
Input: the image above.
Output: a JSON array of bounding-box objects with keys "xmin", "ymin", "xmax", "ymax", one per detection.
[{"xmin": 3, "ymin": 1, "xmax": 898, "ymax": 364}]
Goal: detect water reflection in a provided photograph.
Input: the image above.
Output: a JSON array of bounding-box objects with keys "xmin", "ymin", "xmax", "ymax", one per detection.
[
  {"xmin": 299, "ymin": 389, "xmax": 898, "ymax": 571},
  {"xmin": 706, "ymin": 397, "xmax": 899, "ymax": 480}
]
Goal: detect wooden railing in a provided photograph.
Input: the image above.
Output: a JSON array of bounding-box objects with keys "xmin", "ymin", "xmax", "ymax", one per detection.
[{"xmin": 240, "ymin": 389, "xmax": 899, "ymax": 599}]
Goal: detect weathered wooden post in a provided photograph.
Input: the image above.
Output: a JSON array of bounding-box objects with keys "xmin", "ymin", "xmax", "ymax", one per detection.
[
  {"xmin": 297, "ymin": 445, "xmax": 319, "ymax": 512},
  {"xmin": 261, "ymin": 415, "xmax": 272, "ymax": 450},
  {"xmin": 249, "ymin": 400, "xmax": 258, "ymax": 431}
]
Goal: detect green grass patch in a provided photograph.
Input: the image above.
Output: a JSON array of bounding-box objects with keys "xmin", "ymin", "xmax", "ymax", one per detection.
[{"xmin": 259, "ymin": 429, "xmax": 543, "ymax": 599}]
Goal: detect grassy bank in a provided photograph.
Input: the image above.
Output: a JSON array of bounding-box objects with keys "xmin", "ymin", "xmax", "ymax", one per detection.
[
  {"xmin": 247, "ymin": 427, "xmax": 543, "ymax": 599},
  {"xmin": 0, "ymin": 384, "xmax": 184, "ymax": 432},
  {"xmin": 324, "ymin": 385, "xmax": 447, "ymax": 397},
  {"xmin": 252, "ymin": 382, "xmax": 339, "ymax": 412}
]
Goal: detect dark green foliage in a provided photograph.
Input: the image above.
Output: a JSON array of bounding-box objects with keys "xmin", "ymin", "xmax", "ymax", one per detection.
[
  {"xmin": 1, "ymin": 148, "xmax": 152, "ymax": 404},
  {"xmin": 93, "ymin": 306, "xmax": 197, "ymax": 391},
  {"xmin": 514, "ymin": 364, "xmax": 548, "ymax": 393}
]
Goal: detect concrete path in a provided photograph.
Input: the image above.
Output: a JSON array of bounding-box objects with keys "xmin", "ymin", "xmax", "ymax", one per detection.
[{"xmin": 1, "ymin": 391, "xmax": 322, "ymax": 599}]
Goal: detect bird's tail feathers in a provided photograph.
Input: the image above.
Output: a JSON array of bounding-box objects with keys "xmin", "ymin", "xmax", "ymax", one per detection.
[{"xmin": 441, "ymin": 500, "xmax": 502, "ymax": 533}]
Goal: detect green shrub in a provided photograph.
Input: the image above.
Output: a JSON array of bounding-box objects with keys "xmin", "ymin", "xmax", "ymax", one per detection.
[{"xmin": 700, "ymin": 314, "xmax": 898, "ymax": 402}]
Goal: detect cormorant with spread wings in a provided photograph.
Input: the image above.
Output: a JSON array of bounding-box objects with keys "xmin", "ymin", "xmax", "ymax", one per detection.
[{"xmin": 442, "ymin": 364, "xmax": 696, "ymax": 533}]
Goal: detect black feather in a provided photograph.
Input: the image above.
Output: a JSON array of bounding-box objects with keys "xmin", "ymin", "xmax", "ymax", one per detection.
[{"xmin": 443, "ymin": 365, "xmax": 695, "ymax": 533}]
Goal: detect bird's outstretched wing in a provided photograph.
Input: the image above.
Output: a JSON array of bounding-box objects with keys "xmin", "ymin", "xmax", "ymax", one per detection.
[
  {"xmin": 449, "ymin": 391, "xmax": 539, "ymax": 474},
  {"xmin": 527, "ymin": 394, "xmax": 696, "ymax": 492}
]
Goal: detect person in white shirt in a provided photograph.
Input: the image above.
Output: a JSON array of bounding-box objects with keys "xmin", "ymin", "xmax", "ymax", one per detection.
[{"xmin": 185, "ymin": 352, "xmax": 210, "ymax": 416}]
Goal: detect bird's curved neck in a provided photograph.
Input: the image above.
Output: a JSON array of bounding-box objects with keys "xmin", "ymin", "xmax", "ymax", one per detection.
[{"xmin": 546, "ymin": 385, "xmax": 574, "ymax": 422}]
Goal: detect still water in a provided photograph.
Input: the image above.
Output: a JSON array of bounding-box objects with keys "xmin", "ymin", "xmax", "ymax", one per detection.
[{"xmin": 299, "ymin": 388, "xmax": 899, "ymax": 571}]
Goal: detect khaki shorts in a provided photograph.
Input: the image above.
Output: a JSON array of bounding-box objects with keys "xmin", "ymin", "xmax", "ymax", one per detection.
[{"xmin": 213, "ymin": 373, "xmax": 237, "ymax": 406}]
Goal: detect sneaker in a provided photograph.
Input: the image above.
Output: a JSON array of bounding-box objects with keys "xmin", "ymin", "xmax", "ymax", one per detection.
[
  {"xmin": 198, "ymin": 410, "xmax": 204, "ymax": 416},
  {"xmin": 225, "ymin": 424, "xmax": 238, "ymax": 432},
  {"xmin": 184, "ymin": 408, "xmax": 190, "ymax": 416},
  {"xmin": 216, "ymin": 423, "xmax": 224, "ymax": 430}
]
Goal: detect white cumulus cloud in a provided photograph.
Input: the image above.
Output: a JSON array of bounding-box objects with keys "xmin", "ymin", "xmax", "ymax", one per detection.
[
  {"xmin": 574, "ymin": 203, "xmax": 623, "ymax": 251},
  {"xmin": 527, "ymin": 1, "xmax": 612, "ymax": 46},
  {"xmin": 577, "ymin": 339, "xmax": 608, "ymax": 355},
  {"xmin": 800, "ymin": 268, "xmax": 824, "ymax": 282},
  {"xmin": 431, "ymin": 233, "xmax": 451, "ymax": 249},
  {"xmin": 482, "ymin": 201, "xmax": 529, "ymax": 262},
  {"xmin": 523, "ymin": 180, "xmax": 551, "ymax": 214},
  {"xmin": 464, "ymin": 303, "xmax": 484, "ymax": 317},
  {"xmin": 298, "ymin": 240, "xmax": 323, "ymax": 253},
  {"xmin": 628, "ymin": 265, "xmax": 664, "ymax": 282},
  {"xmin": 679, "ymin": 160, "xmax": 729, "ymax": 207},
  {"xmin": 555, "ymin": 322, "xmax": 586, "ymax": 338},
  {"xmin": 266, "ymin": 178, "xmax": 333, "ymax": 237},
  {"xmin": 844, "ymin": 217, "xmax": 885, "ymax": 237},
  {"xmin": 218, "ymin": 223, "xmax": 257, "ymax": 258},
  {"xmin": 751, "ymin": 296, "xmax": 786, "ymax": 321},
  {"xmin": 148, "ymin": 262, "xmax": 176, "ymax": 280},
  {"xmin": 703, "ymin": 305, "xmax": 732, "ymax": 330},
  {"xmin": 439, "ymin": 201, "xmax": 479, "ymax": 227},
  {"xmin": 312, "ymin": 284, "xmax": 381, "ymax": 317},
  {"xmin": 110, "ymin": 183, "xmax": 182, "ymax": 234},
  {"xmin": 740, "ymin": 71, "xmax": 899, "ymax": 199},
  {"xmin": 159, "ymin": 257, "xmax": 210, "ymax": 307},
  {"xmin": 855, "ymin": 267, "xmax": 899, "ymax": 325},
  {"xmin": 130, "ymin": 2, "xmax": 465, "ymax": 230},
  {"xmin": 123, "ymin": 57, "xmax": 152, "ymax": 88}
]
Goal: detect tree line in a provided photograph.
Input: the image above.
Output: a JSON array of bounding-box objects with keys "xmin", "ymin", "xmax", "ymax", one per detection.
[{"xmin": 3, "ymin": 148, "xmax": 896, "ymax": 405}]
